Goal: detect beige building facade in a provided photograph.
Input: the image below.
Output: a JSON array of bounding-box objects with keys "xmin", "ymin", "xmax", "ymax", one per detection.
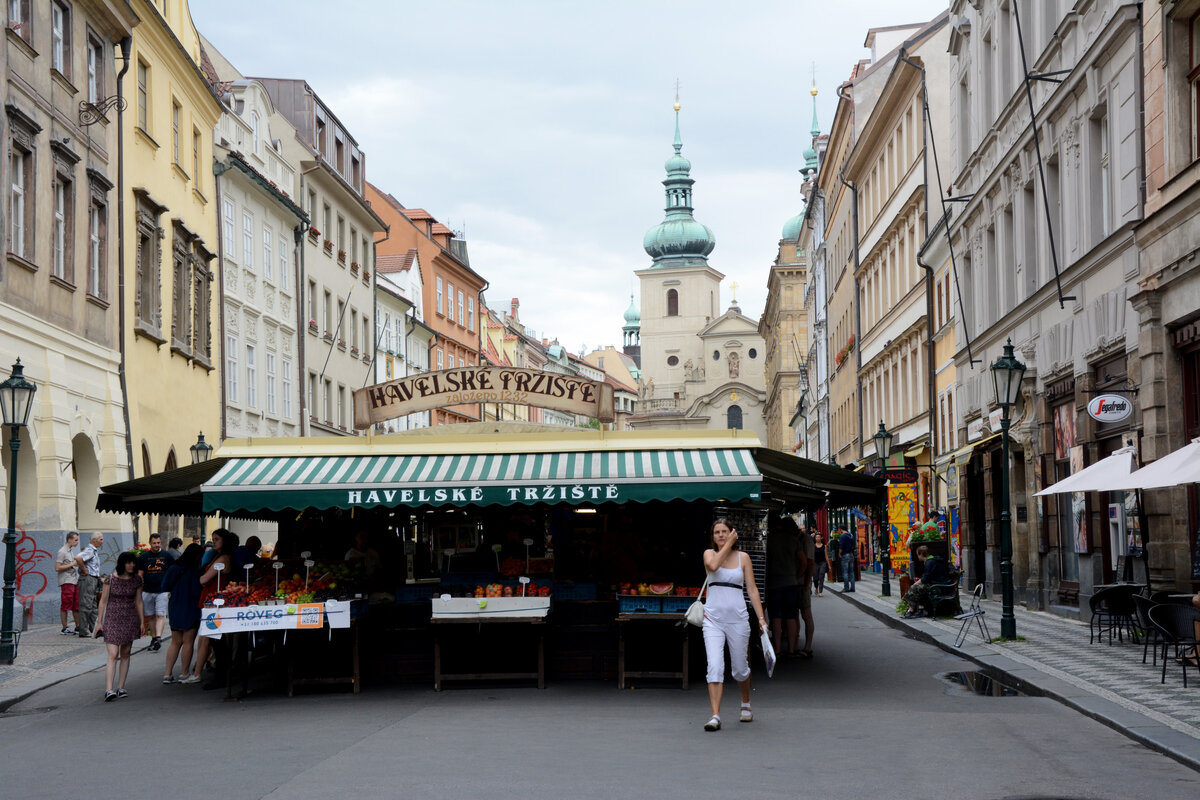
[{"xmin": 1, "ymin": 0, "xmax": 139, "ymax": 611}]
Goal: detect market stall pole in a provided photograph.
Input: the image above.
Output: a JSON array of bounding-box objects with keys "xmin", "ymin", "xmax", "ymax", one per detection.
[
  {"xmin": 431, "ymin": 596, "xmax": 550, "ymax": 691},
  {"xmin": 616, "ymin": 612, "xmax": 689, "ymax": 689}
]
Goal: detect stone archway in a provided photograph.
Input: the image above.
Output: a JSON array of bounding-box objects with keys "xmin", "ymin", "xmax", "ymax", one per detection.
[
  {"xmin": 72, "ymin": 433, "xmax": 103, "ymax": 533},
  {"xmin": 1, "ymin": 425, "xmax": 38, "ymax": 529}
]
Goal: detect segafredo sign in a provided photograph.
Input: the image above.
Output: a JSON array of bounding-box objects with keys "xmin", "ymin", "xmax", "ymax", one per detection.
[{"xmin": 1086, "ymin": 394, "xmax": 1133, "ymax": 423}]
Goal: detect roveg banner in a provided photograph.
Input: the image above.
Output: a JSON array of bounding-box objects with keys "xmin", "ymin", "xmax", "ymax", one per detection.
[
  {"xmin": 354, "ymin": 367, "xmax": 614, "ymax": 429},
  {"xmin": 199, "ymin": 599, "xmax": 351, "ymax": 638}
]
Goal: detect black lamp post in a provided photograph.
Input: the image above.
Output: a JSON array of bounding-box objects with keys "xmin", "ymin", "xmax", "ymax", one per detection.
[
  {"xmin": 1, "ymin": 359, "xmax": 37, "ymax": 663},
  {"xmin": 190, "ymin": 432, "xmax": 213, "ymax": 464},
  {"xmin": 873, "ymin": 421, "xmax": 894, "ymax": 597},
  {"xmin": 991, "ymin": 339, "xmax": 1026, "ymax": 640}
]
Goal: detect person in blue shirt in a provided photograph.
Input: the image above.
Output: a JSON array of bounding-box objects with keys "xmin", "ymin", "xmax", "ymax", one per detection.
[{"xmin": 838, "ymin": 529, "xmax": 857, "ymax": 592}]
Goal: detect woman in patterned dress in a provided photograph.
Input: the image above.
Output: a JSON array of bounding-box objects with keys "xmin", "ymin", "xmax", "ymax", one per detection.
[{"xmin": 95, "ymin": 551, "xmax": 145, "ymax": 701}]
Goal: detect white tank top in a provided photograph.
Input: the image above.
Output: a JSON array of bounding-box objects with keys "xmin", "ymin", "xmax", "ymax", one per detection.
[{"xmin": 704, "ymin": 561, "xmax": 747, "ymax": 622}]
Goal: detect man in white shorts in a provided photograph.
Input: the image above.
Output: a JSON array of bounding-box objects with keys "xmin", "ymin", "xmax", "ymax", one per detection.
[{"xmin": 136, "ymin": 533, "xmax": 175, "ymax": 651}]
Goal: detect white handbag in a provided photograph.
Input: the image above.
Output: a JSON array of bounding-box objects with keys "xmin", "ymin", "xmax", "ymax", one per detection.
[{"xmin": 683, "ymin": 574, "xmax": 710, "ymax": 627}]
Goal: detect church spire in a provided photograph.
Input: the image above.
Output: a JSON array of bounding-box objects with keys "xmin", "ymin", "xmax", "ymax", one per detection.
[
  {"xmin": 803, "ymin": 83, "xmax": 820, "ymax": 173},
  {"xmin": 642, "ymin": 90, "xmax": 716, "ymax": 267}
]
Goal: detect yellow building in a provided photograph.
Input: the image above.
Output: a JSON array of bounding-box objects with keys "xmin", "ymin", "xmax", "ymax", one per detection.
[
  {"xmin": 121, "ymin": 0, "xmax": 223, "ymax": 538},
  {"xmin": 821, "ymin": 77, "xmax": 861, "ymax": 467}
]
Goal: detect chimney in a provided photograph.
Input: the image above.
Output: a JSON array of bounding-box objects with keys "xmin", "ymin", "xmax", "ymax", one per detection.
[{"xmin": 510, "ymin": 298, "xmax": 520, "ymax": 319}]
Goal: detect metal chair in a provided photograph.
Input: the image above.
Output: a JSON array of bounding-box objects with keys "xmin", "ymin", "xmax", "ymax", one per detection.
[
  {"xmin": 954, "ymin": 584, "xmax": 990, "ymax": 647},
  {"xmin": 1147, "ymin": 604, "xmax": 1200, "ymax": 687},
  {"xmin": 1131, "ymin": 594, "xmax": 1164, "ymax": 666},
  {"xmin": 1088, "ymin": 585, "xmax": 1138, "ymax": 645}
]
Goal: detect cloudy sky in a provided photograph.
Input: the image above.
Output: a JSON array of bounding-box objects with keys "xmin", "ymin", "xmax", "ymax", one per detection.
[{"xmin": 192, "ymin": 0, "xmax": 949, "ymax": 354}]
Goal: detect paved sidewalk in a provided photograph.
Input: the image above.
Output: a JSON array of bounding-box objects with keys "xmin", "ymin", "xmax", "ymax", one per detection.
[
  {"xmin": 0, "ymin": 625, "xmax": 157, "ymax": 710},
  {"xmin": 834, "ymin": 571, "xmax": 1200, "ymax": 771}
]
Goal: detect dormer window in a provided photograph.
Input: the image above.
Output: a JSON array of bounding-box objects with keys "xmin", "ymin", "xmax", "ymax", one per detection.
[{"xmin": 250, "ymin": 112, "xmax": 260, "ymax": 153}]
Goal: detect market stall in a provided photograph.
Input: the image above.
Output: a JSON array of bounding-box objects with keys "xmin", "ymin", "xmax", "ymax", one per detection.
[{"xmin": 97, "ymin": 414, "xmax": 883, "ymax": 692}]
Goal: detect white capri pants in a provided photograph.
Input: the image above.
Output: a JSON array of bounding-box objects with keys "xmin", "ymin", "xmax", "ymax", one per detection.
[{"xmin": 702, "ymin": 614, "xmax": 751, "ymax": 684}]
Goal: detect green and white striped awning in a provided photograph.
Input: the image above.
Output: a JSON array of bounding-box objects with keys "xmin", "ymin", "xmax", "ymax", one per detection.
[{"xmin": 201, "ymin": 449, "xmax": 761, "ymax": 513}]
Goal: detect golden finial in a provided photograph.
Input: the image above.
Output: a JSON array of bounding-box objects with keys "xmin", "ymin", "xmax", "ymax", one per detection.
[
  {"xmin": 810, "ymin": 86, "xmax": 818, "ymax": 97},
  {"xmin": 674, "ymin": 78, "xmax": 681, "ymax": 112},
  {"xmin": 810, "ymin": 63, "xmax": 818, "ymax": 96}
]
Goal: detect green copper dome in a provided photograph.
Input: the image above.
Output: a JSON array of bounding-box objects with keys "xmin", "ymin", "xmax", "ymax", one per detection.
[
  {"xmin": 623, "ymin": 295, "xmax": 641, "ymax": 326},
  {"xmin": 643, "ymin": 103, "xmax": 716, "ymax": 266},
  {"xmin": 781, "ymin": 209, "xmax": 805, "ymax": 241}
]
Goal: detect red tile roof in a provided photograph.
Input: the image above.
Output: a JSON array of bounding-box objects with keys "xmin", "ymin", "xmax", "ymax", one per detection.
[
  {"xmin": 401, "ymin": 208, "xmax": 434, "ymax": 221},
  {"xmin": 376, "ymin": 249, "xmax": 418, "ymax": 274},
  {"xmin": 430, "ymin": 222, "xmax": 454, "ymax": 236}
]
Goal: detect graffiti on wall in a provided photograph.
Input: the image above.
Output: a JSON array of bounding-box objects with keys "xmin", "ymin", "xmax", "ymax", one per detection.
[{"xmin": 12, "ymin": 526, "xmax": 52, "ymax": 608}]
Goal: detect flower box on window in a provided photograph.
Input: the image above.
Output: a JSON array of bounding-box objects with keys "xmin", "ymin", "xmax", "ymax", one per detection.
[
  {"xmin": 337, "ymin": 249, "xmax": 347, "ymax": 264},
  {"xmin": 322, "ymin": 331, "xmax": 333, "ymax": 342},
  {"xmin": 350, "ymin": 346, "xmax": 360, "ymax": 357},
  {"xmin": 323, "ymin": 239, "xmax": 334, "ymax": 254},
  {"xmin": 337, "ymin": 338, "xmax": 347, "ymax": 350},
  {"xmin": 308, "ymin": 318, "xmax": 318, "ymax": 332},
  {"xmin": 350, "ymin": 261, "xmax": 360, "ymax": 275},
  {"xmin": 362, "ymin": 270, "xmax": 370, "ymax": 284},
  {"xmin": 308, "ymin": 226, "xmax": 321, "ymax": 240}
]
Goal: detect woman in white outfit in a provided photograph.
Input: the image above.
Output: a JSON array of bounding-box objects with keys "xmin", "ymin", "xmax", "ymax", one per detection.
[{"xmin": 701, "ymin": 518, "xmax": 767, "ymax": 731}]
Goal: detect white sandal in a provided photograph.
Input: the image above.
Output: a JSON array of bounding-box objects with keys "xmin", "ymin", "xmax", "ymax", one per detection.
[
  {"xmin": 704, "ymin": 714, "xmax": 721, "ymax": 731},
  {"xmin": 740, "ymin": 702, "xmax": 753, "ymax": 722}
]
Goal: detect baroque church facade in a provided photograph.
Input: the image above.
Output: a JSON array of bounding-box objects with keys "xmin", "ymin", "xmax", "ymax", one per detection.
[{"xmin": 627, "ymin": 103, "xmax": 767, "ymax": 439}]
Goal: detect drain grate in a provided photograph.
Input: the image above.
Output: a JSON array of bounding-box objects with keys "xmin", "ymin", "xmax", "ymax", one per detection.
[{"xmin": 942, "ymin": 670, "xmax": 1040, "ymax": 697}]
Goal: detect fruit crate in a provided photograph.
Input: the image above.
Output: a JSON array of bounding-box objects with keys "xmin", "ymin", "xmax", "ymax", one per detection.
[
  {"xmin": 660, "ymin": 596, "xmax": 694, "ymax": 614},
  {"xmin": 618, "ymin": 595, "xmax": 661, "ymax": 614}
]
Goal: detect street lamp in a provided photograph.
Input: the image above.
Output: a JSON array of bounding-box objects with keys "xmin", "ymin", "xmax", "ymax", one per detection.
[
  {"xmin": 874, "ymin": 421, "xmax": 894, "ymax": 597},
  {"xmin": 991, "ymin": 338, "xmax": 1026, "ymax": 640},
  {"xmin": 1, "ymin": 359, "xmax": 37, "ymax": 663},
  {"xmin": 190, "ymin": 432, "xmax": 213, "ymax": 464}
]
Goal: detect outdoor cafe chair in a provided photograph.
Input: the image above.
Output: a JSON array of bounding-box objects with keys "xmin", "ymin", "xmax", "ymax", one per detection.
[
  {"xmin": 1089, "ymin": 585, "xmax": 1138, "ymax": 645},
  {"xmin": 1131, "ymin": 594, "xmax": 1164, "ymax": 666},
  {"xmin": 954, "ymin": 584, "xmax": 990, "ymax": 648},
  {"xmin": 1147, "ymin": 604, "xmax": 1200, "ymax": 687}
]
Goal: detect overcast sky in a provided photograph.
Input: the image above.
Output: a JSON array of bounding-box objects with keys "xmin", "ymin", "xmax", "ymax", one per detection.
[{"xmin": 191, "ymin": 0, "xmax": 950, "ymax": 354}]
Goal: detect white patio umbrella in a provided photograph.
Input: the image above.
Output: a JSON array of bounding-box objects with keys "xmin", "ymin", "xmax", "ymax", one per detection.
[
  {"xmin": 1125, "ymin": 437, "xmax": 1200, "ymax": 489},
  {"xmin": 1034, "ymin": 447, "xmax": 1138, "ymax": 496}
]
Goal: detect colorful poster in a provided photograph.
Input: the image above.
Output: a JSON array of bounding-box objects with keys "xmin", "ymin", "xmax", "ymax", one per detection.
[
  {"xmin": 887, "ymin": 482, "xmax": 919, "ymax": 574},
  {"xmin": 1070, "ymin": 445, "xmax": 1088, "ymax": 553},
  {"xmin": 948, "ymin": 505, "xmax": 962, "ymax": 568},
  {"xmin": 1054, "ymin": 403, "xmax": 1076, "ymax": 460}
]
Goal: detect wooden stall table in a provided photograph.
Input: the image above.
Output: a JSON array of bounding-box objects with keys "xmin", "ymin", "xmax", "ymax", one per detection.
[
  {"xmin": 287, "ymin": 618, "xmax": 361, "ymax": 696},
  {"xmin": 616, "ymin": 612, "xmax": 690, "ymax": 689},
  {"xmin": 430, "ymin": 596, "xmax": 551, "ymax": 691},
  {"xmin": 199, "ymin": 599, "xmax": 360, "ymax": 697}
]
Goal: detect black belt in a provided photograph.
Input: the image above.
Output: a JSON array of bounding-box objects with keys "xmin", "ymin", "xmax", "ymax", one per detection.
[{"xmin": 709, "ymin": 581, "xmax": 742, "ymax": 590}]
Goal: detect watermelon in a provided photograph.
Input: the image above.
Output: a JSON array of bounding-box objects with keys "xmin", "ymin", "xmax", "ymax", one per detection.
[{"xmin": 648, "ymin": 583, "xmax": 674, "ymax": 595}]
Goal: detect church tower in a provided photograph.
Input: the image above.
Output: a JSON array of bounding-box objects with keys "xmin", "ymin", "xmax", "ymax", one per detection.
[
  {"xmin": 630, "ymin": 97, "xmax": 767, "ymax": 437},
  {"xmin": 622, "ymin": 294, "xmax": 641, "ymax": 368},
  {"xmin": 634, "ymin": 98, "xmax": 725, "ymax": 407}
]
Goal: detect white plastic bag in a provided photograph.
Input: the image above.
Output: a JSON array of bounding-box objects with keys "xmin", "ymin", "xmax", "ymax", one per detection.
[{"xmin": 760, "ymin": 628, "xmax": 776, "ymax": 678}]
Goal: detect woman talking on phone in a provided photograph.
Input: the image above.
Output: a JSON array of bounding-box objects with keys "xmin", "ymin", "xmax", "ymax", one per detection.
[{"xmin": 701, "ymin": 518, "xmax": 767, "ymax": 731}]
